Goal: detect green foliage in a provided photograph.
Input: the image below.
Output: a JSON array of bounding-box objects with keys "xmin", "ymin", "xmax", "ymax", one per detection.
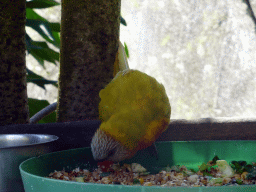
[
  {"xmin": 247, "ymin": 169, "xmax": 256, "ymax": 180},
  {"xmin": 27, "ymin": 68, "xmax": 57, "ymax": 89},
  {"xmin": 28, "ymin": 98, "xmax": 56, "ymax": 123},
  {"xmin": 198, "ymin": 155, "xmax": 219, "ymax": 176},
  {"xmin": 26, "ymin": 7, "xmax": 60, "ymax": 66},
  {"xmin": 121, "ymin": 16, "xmax": 129, "ymax": 58},
  {"xmin": 26, "ymin": 0, "xmax": 60, "ymax": 86},
  {"xmin": 26, "ymin": 0, "xmax": 128, "ymax": 123},
  {"xmin": 26, "ymin": 0, "xmax": 60, "ymax": 9},
  {"xmin": 229, "ymin": 161, "xmax": 256, "ymax": 180},
  {"xmin": 230, "ymin": 160, "xmax": 253, "ymax": 174},
  {"xmin": 121, "ymin": 16, "xmax": 127, "ymax": 26},
  {"xmin": 212, "ymin": 155, "xmax": 220, "ymax": 164},
  {"xmin": 124, "ymin": 42, "xmax": 129, "ymax": 58},
  {"xmin": 26, "ymin": 0, "xmax": 60, "ymax": 123}
]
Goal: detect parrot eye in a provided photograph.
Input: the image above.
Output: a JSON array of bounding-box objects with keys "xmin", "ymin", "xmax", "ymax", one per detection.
[{"xmin": 108, "ymin": 148, "xmax": 116, "ymax": 158}]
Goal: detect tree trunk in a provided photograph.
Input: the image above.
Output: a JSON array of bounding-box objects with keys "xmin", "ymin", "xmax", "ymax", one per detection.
[
  {"xmin": 57, "ymin": 0, "xmax": 121, "ymax": 122},
  {"xmin": 0, "ymin": 0, "xmax": 29, "ymax": 126}
]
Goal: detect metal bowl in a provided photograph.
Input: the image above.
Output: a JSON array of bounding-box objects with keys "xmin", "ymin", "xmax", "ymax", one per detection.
[{"xmin": 0, "ymin": 134, "xmax": 58, "ymax": 192}]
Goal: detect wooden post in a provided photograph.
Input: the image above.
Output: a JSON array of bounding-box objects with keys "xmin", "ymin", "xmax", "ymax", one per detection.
[
  {"xmin": 0, "ymin": 0, "xmax": 29, "ymax": 125},
  {"xmin": 57, "ymin": 0, "xmax": 121, "ymax": 121}
]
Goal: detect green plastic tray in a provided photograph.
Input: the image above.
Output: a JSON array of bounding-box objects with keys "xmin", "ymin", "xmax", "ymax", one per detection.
[{"xmin": 20, "ymin": 141, "xmax": 256, "ymax": 192}]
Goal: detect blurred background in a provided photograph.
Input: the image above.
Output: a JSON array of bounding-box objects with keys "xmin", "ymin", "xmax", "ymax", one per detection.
[{"xmin": 26, "ymin": 0, "xmax": 256, "ymax": 120}]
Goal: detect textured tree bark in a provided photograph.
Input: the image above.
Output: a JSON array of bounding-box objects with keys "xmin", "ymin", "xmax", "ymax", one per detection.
[
  {"xmin": 0, "ymin": 0, "xmax": 29, "ymax": 126},
  {"xmin": 57, "ymin": 0, "xmax": 121, "ymax": 122}
]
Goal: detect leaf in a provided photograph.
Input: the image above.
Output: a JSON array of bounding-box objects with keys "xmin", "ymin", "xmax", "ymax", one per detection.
[
  {"xmin": 212, "ymin": 155, "xmax": 220, "ymax": 164},
  {"xmin": 133, "ymin": 179, "xmax": 140, "ymax": 184},
  {"xmin": 236, "ymin": 179, "xmax": 243, "ymax": 185},
  {"xmin": 26, "ymin": 19, "xmax": 60, "ymax": 45},
  {"xmin": 247, "ymin": 168, "xmax": 256, "ymax": 179},
  {"xmin": 199, "ymin": 162, "xmax": 208, "ymax": 171},
  {"xmin": 238, "ymin": 161, "xmax": 247, "ymax": 167},
  {"xmin": 26, "ymin": 8, "xmax": 48, "ymax": 21},
  {"xmin": 30, "ymin": 48, "xmax": 59, "ymax": 66},
  {"xmin": 29, "ymin": 48, "xmax": 59, "ymax": 66},
  {"xmin": 245, "ymin": 164, "xmax": 254, "ymax": 173},
  {"xmin": 230, "ymin": 160, "xmax": 254, "ymax": 174},
  {"xmin": 124, "ymin": 42, "xmax": 129, "ymax": 58},
  {"xmin": 26, "ymin": 34, "xmax": 48, "ymax": 52},
  {"xmin": 26, "ymin": 9, "xmax": 60, "ymax": 47},
  {"xmin": 28, "ymin": 98, "xmax": 56, "ymax": 123},
  {"xmin": 25, "ymin": 36, "xmax": 60, "ymax": 66},
  {"xmin": 26, "ymin": 9, "xmax": 60, "ymax": 32},
  {"xmin": 121, "ymin": 16, "xmax": 127, "ymax": 26},
  {"xmin": 51, "ymin": 31, "xmax": 60, "ymax": 47},
  {"xmin": 27, "ymin": 68, "xmax": 58, "ymax": 89},
  {"xmin": 48, "ymin": 23, "xmax": 61, "ymax": 32},
  {"xmin": 26, "ymin": 0, "xmax": 60, "ymax": 9}
]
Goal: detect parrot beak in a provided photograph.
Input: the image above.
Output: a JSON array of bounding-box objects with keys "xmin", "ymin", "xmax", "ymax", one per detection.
[{"xmin": 97, "ymin": 160, "xmax": 114, "ymax": 172}]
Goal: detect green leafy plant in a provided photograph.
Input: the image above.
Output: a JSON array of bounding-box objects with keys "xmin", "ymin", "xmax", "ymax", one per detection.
[
  {"xmin": 27, "ymin": 68, "xmax": 57, "ymax": 89},
  {"xmin": 26, "ymin": 0, "xmax": 60, "ymax": 71},
  {"xmin": 198, "ymin": 155, "xmax": 219, "ymax": 176},
  {"xmin": 26, "ymin": 8, "xmax": 60, "ymax": 65},
  {"xmin": 26, "ymin": 0, "xmax": 128, "ymax": 123},
  {"xmin": 25, "ymin": 0, "xmax": 60, "ymax": 123},
  {"xmin": 230, "ymin": 161, "xmax": 253, "ymax": 174}
]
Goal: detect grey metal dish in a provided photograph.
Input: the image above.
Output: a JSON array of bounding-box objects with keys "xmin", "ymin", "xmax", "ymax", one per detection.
[{"xmin": 0, "ymin": 134, "xmax": 58, "ymax": 192}]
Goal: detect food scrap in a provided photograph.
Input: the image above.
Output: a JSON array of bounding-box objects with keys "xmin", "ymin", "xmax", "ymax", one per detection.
[{"xmin": 48, "ymin": 156, "xmax": 256, "ymax": 187}]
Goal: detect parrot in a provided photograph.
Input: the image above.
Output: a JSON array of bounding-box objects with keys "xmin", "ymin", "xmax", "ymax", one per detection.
[{"xmin": 90, "ymin": 42, "xmax": 171, "ymax": 162}]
